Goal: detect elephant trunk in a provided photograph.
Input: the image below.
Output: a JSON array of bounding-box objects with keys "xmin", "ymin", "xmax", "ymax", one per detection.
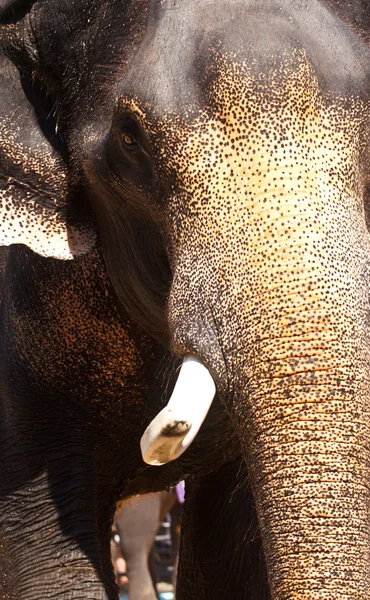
[
  {"xmin": 167, "ymin": 187, "xmax": 370, "ymax": 596},
  {"xmin": 233, "ymin": 209, "xmax": 370, "ymax": 596},
  {"xmin": 238, "ymin": 322, "xmax": 370, "ymax": 597},
  {"xmin": 171, "ymin": 273, "xmax": 370, "ymax": 595},
  {"xmin": 156, "ymin": 66, "xmax": 370, "ymax": 593}
]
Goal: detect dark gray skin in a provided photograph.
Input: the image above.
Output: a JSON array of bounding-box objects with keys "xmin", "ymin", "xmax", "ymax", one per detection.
[
  {"xmin": 0, "ymin": 54, "xmax": 242, "ymax": 599},
  {"xmin": 1, "ymin": 1, "xmax": 370, "ymax": 599},
  {"xmin": 0, "ymin": 29, "xmax": 237, "ymax": 598}
]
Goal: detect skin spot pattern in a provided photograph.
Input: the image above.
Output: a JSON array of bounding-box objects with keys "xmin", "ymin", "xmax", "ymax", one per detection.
[
  {"xmin": 2, "ymin": 2, "xmax": 370, "ymax": 597},
  {"xmin": 0, "ymin": 191, "xmax": 94, "ymax": 259},
  {"xmin": 112, "ymin": 47, "xmax": 370, "ymax": 597},
  {"xmin": 14, "ymin": 249, "xmax": 155, "ymax": 415},
  {"xmin": 0, "ymin": 55, "xmax": 95, "ymax": 258}
]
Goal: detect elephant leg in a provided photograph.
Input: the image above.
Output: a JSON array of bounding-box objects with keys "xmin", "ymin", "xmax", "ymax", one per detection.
[
  {"xmin": 0, "ymin": 426, "xmax": 119, "ymax": 600},
  {"xmin": 116, "ymin": 494, "xmax": 163, "ymax": 600},
  {"xmin": 148, "ymin": 546, "xmax": 158, "ymax": 595},
  {"xmin": 169, "ymin": 498, "xmax": 183, "ymax": 587},
  {"xmin": 176, "ymin": 459, "xmax": 270, "ymax": 600}
]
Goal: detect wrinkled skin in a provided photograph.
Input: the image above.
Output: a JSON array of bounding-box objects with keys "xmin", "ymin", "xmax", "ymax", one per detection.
[
  {"xmin": 0, "ymin": 24, "xmax": 238, "ymax": 598},
  {"xmin": 1, "ymin": 0, "xmax": 370, "ymax": 599}
]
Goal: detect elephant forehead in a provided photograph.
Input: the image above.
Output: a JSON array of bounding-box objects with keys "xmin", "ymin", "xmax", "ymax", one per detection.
[
  {"xmin": 120, "ymin": 0, "xmax": 370, "ymax": 116},
  {"xmin": 163, "ymin": 61, "xmax": 370, "ymax": 370},
  {"xmin": 137, "ymin": 55, "xmax": 370, "ymax": 278},
  {"xmin": 143, "ymin": 53, "xmax": 369, "ymax": 188}
]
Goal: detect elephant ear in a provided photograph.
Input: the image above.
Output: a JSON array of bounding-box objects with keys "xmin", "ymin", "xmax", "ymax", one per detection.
[{"xmin": 0, "ymin": 55, "xmax": 95, "ymax": 259}]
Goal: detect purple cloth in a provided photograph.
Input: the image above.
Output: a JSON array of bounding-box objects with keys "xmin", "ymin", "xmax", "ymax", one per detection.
[{"xmin": 176, "ymin": 481, "xmax": 185, "ymax": 504}]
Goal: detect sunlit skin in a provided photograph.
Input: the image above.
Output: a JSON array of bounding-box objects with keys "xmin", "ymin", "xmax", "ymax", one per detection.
[{"xmin": 1, "ymin": 1, "xmax": 370, "ymax": 599}]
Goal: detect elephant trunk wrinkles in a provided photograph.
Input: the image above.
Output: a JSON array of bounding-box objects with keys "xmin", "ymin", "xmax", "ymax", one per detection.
[
  {"xmin": 233, "ymin": 211, "xmax": 370, "ymax": 597},
  {"xmin": 169, "ymin": 185, "xmax": 370, "ymax": 596},
  {"xmin": 216, "ymin": 283, "xmax": 369, "ymax": 596},
  {"xmin": 239, "ymin": 334, "xmax": 370, "ymax": 598},
  {"xmin": 232, "ymin": 270, "xmax": 370, "ymax": 597}
]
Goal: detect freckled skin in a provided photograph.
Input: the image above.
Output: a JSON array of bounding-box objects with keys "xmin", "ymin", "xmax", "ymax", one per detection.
[
  {"xmin": 2, "ymin": 0, "xmax": 370, "ymax": 599},
  {"xmin": 162, "ymin": 58, "xmax": 370, "ymax": 598},
  {"xmin": 0, "ymin": 242, "xmax": 239, "ymax": 600},
  {"xmin": 0, "ymin": 247, "xmax": 171, "ymax": 599},
  {"xmin": 0, "ymin": 52, "xmax": 95, "ymax": 258}
]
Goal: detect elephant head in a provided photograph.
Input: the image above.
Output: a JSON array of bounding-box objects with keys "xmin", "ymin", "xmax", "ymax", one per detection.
[{"xmin": 2, "ymin": 0, "xmax": 370, "ymax": 597}]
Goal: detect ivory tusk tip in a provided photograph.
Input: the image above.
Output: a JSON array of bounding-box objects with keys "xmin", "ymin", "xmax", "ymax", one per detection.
[
  {"xmin": 141, "ymin": 442, "xmax": 185, "ymax": 466},
  {"xmin": 140, "ymin": 410, "xmax": 192, "ymax": 465}
]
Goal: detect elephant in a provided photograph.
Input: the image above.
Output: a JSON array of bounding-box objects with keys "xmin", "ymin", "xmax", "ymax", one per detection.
[
  {"xmin": 1, "ymin": 0, "xmax": 370, "ymax": 599},
  {"xmin": 112, "ymin": 488, "xmax": 182, "ymax": 600}
]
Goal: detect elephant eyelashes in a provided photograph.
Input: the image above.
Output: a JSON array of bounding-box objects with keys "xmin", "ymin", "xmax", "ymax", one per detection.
[
  {"xmin": 105, "ymin": 118, "xmax": 154, "ymax": 191},
  {"xmin": 117, "ymin": 114, "xmax": 144, "ymax": 150}
]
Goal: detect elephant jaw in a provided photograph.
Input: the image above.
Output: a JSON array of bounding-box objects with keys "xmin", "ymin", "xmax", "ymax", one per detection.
[{"xmin": 140, "ymin": 355, "xmax": 216, "ymax": 465}]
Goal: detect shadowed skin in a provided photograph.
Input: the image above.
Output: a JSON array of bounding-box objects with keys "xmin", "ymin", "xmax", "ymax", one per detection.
[
  {"xmin": 1, "ymin": 1, "xmax": 370, "ymax": 599},
  {"xmin": 0, "ymin": 244, "xmax": 238, "ymax": 599}
]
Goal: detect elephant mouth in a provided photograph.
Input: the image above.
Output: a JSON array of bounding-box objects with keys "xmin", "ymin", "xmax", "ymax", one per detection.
[{"xmin": 140, "ymin": 354, "xmax": 216, "ymax": 465}]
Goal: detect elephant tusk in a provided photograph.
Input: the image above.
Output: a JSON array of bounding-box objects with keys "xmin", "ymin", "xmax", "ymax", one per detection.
[{"xmin": 140, "ymin": 355, "xmax": 216, "ymax": 466}]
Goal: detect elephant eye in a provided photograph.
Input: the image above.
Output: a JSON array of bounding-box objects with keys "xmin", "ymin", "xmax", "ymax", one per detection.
[{"xmin": 122, "ymin": 133, "xmax": 138, "ymax": 148}]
